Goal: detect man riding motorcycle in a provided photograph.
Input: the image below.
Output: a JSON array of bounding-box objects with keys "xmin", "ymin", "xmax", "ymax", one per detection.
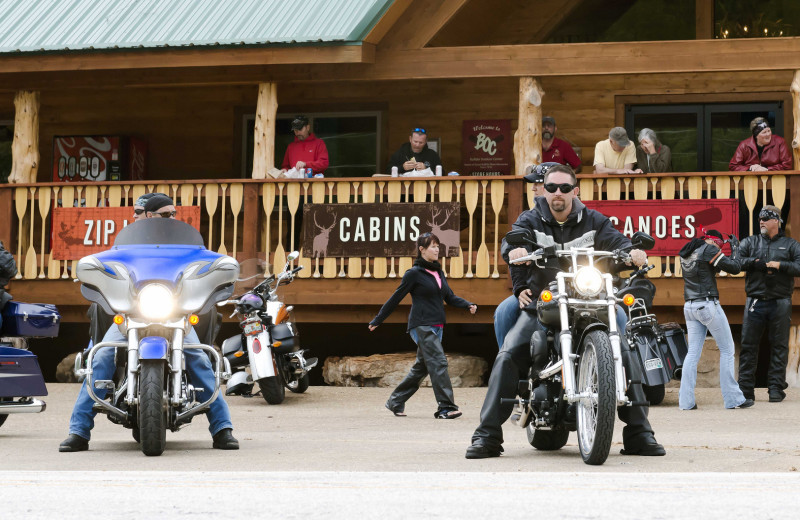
[
  {"xmin": 60, "ymin": 194, "xmax": 239, "ymax": 452},
  {"xmin": 465, "ymin": 164, "xmax": 665, "ymax": 459}
]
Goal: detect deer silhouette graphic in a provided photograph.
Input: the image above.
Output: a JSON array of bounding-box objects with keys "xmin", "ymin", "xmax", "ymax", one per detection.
[
  {"xmin": 426, "ymin": 207, "xmax": 459, "ymax": 256},
  {"xmin": 312, "ymin": 212, "xmax": 337, "ymax": 258}
]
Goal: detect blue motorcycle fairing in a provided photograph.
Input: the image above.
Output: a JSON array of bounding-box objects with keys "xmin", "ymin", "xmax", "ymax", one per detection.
[
  {"xmin": 0, "ymin": 346, "xmax": 48, "ymax": 397},
  {"xmin": 90, "ymin": 245, "xmax": 224, "ymax": 289},
  {"xmin": 139, "ymin": 336, "xmax": 169, "ymax": 359}
]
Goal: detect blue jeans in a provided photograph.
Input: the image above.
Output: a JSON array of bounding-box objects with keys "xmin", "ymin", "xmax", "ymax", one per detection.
[
  {"xmin": 68, "ymin": 325, "xmax": 233, "ymax": 440},
  {"xmin": 680, "ymin": 300, "xmax": 746, "ymax": 410}
]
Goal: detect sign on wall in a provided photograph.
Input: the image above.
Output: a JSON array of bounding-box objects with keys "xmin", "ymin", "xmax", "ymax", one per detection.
[
  {"xmin": 462, "ymin": 119, "xmax": 512, "ymax": 175},
  {"xmin": 50, "ymin": 206, "xmax": 201, "ymax": 260},
  {"xmin": 582, "ymin": 199, "xmax": 739, "ymax": 256},
  {"xmin": 302, "ymin": 203, "xmax": 460, "ymax": 258}
]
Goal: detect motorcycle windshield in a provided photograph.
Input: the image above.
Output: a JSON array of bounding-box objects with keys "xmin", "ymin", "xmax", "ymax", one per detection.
[{"xmin": 77, "ymin": 219, "xmax": 239, "ymax": 315}]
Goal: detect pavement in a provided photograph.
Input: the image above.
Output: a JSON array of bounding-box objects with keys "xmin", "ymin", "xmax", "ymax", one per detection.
[{"xmin": 3, "ymin": 385, "xmax": 800, "ymax": 519}]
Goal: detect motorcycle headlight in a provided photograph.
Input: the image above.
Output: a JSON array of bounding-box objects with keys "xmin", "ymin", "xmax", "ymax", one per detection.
[
  {"xmin": 138, "ymin": 284, "xmax": 175, "ymax": 320},
  {"xmin": 573, "ymin": 267, "xmax": 604, "ymax": 298}
]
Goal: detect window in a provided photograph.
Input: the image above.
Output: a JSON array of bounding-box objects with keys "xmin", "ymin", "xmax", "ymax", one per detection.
[
  {"xmin": 624, "ymin": 102, "xmax": 783, "ymax": 171},
  {"xmin": 716, "ymin": 0, "xmax": 800, "ymax": 39},
  {"xmin": 243, "ymin": 112, "xmax": 380, "ymax": 178},
  {"xmin": 0, "ymin": 120, "xmax": 12, "ymax": 183}
]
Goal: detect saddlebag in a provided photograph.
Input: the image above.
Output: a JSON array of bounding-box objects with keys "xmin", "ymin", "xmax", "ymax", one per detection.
[
  {"xmin": 658, "ymin": 323, "xmax": 688, "ymax": 379},
  {"xmin": 270, "ymin": 323, "xmax": 298, "ymax": 354},
  {"xmin": 629, "ymin": 328, "xmax": 670, "ymax": 386},
  {"xmin": 0, "ymin": 346, "xmax": 48, "ymax": 397},
  {"xmin": 1, "ymin": 301, "xmax": 61, "ymax": 337}
]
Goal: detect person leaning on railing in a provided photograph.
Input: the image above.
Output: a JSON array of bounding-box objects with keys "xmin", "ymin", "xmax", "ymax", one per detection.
[
  {"xmin": 635, "ymin": 128, "xmax": 672, "ymax": 174},
  {"xmin": 729, "ymin": 117, "xmax": 793, "ymax": 172},
  {"xmin": 593, "ymin": 127, "xmax": 643, "ymax": 175}
]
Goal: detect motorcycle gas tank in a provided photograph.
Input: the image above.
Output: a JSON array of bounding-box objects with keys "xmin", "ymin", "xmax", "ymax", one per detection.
[{"xmin": 247, "ymin": 331, "xmax": 276, "ymax": 380}]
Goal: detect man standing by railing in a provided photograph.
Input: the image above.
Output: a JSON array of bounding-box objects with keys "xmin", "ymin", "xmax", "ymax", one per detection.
[{"xmin": 737, "ymin": 205, "xmax": 800, "ymax": 403}]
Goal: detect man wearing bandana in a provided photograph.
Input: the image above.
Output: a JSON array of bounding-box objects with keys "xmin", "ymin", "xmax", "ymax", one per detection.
[
  {"xmin": 729, "ymin": 117, "xmax": 792, "ymax": 172},
  {"xmin": 737, "ymin": 205, "xmax": 800, "ymax": 402}
]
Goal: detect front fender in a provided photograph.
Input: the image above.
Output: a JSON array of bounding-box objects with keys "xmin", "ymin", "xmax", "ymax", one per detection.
[{"xmin": 139, "ymin": 336, "xmax": 168, "ymax": 360}]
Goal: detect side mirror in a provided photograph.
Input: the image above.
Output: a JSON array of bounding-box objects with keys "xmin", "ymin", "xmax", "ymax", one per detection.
[
  {"xmin": 505, "ymin": 229, "xmax": 536, "ymax": 247},
  {"xmin": 630, "ymin": 231, "xmax": 655, "ymax": 251},
  {"xmin": 287, "ymin": 251, "xmax": 300, "ymax": 261}
]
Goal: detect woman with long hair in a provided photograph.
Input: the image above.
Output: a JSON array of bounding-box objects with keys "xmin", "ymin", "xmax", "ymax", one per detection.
[{"xmin": 369, "ymin": 233, "xmax": 477, "ymax": 419}]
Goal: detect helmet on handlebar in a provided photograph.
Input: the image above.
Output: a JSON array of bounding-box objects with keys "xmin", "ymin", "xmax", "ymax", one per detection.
[{"xmin": 236, "ymin": 293, "xmax": 265, "ymax": 314}]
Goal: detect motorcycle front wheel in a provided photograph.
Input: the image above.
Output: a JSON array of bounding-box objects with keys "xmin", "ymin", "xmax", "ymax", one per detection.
[
  {"xmin": 576, "ymin": 330, "xmax": 616, "ymax": 465},
  {"xmin": 286, "ymin": 373, "xmax": 310, "ymax": 394},
  {"xmin": 258, "ymin": 372, "xmax": 286, "ymax": 405},
  {"xmin": 138, "ymin": 360, "xmax": 167, "ymax": 456}
]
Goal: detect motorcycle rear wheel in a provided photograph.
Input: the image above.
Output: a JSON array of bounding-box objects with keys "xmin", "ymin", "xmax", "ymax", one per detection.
[
  {"xmin": 138, "ymin": 360, "xmax": 167, "ymax": 456},
  {"xmin": 258, "ymin": 373, "xmax": 286, "ymax": 405},
  {"xmin": 527, "ymin": 424, "xmax": 569, "ymax": 451},
  {"xmin": 286, "ymin": 373, "xmax": 310, "ymax": 394},
  {"xmin": 576, "ymin": 330, "xmax": 616, "ymax": 465},
  {"xmin": 644, "ymin": 384, "xmax": 666, "ymax": 405}
]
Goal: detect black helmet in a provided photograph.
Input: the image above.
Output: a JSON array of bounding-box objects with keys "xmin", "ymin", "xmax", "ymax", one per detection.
[{"xmin": 524, "ymin": 162, "xmax": 560, "ymax": 184}]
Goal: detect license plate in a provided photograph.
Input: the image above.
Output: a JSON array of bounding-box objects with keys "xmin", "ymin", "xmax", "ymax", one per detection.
[
  {"xmin": 243, "ymin": 321, "xmax": 262, "ymax": 336},
  {"xmin": 645, "ymin": 358, "xmax": 663, "ymax": 371}
]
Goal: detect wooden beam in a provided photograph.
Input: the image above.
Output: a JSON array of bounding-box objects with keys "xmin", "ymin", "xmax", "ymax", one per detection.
[
  {"xmin": 513, "ymin": 77, "xmax": 543, "ymax": 176},
  {"xmin": 363, "ymin": 0, "xmax": 413, "ymax": 45},
  {"xmin": 8, "ymin": 90, "xmax": 39, "ymax": 184},
  {"xmin": 0, "ymin": 44, "xmax": 374, "ymax": 74},
  {"xmin": 252, "ymin": 82, "xmax": 278, "ymax": 179},
  {"xmin": 791, "ymin": 70, "xmax": 800, "ymax": 169},
  {"xmin": 378, "ymin": 0, "xmax": 469, "ymax": 50},
  {"xmin": 695, "ymin": 0, "xmax": 715, "ymax": 40}
]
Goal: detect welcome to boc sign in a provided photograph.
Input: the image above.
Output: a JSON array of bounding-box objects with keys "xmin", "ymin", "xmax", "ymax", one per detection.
[{"xmin": 583, "ymin": 199, "xmax": 739, "ymax": 256}]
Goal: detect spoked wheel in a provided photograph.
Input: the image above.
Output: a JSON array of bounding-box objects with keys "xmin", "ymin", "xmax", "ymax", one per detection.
[
  {"xmin": 286, "ymin": 373, "xmax": 310, "ymax": 394},
  {"xmin": 138, "ymin": 360, "xmax": 167, "ymax": 456},
  {"xmin": 527, "ymin": 423, "xmax": 569, "ymax": 451},
  {"xmin": 576, "ymin": 330, "xmax": 616, "ymax": 465}
]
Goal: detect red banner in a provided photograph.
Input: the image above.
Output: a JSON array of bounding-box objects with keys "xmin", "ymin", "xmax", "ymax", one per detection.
[
  {"xmin": 583, "ymin": 199, "xmax": 739, "ymax": 256},
  {"xmin": 462, "ymin": 119, "xmax": 512, "ymax": 175},
  {"xmin": 50, "ymin": 206, "xmax": 201, "ymax": 260}
]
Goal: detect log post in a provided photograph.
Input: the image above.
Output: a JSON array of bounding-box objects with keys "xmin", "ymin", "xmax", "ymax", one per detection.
[
  {"xmin": 513, "ymin": 77, "xmax": 543, "ymax": 176},
  {"xmin": 791, "ymin": 70, "xmax": 800, "ymax": 170},
  {"xmin": 252, "ymin": 82, "xmax": 278, "ymax": 179},
  {"xmin": 8, "ymin": 90, "xmax": 40, "ymax": 184}
]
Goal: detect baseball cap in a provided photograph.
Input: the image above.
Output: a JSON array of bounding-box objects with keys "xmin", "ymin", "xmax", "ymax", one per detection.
[
  {"xmin": 609, "ymin": 127, "xmax": 630, "ymax": 147},
  {"xmin": 523, "ymin": 162, "xmax": 560, "ymax": 184},
  {"xmin": 542, "ymin": 116, "xmax": 556, "ymax": 126},
  {"xmin": 291, "ymin": 115, "xmax": 309, "ymax": 131},
  {"xmin": 134, "ymin": 192, "xmax": 157, "ymax": 208},
  {"xmin": 144, "ymin": 194, "xmax": 174, "ymax": 213}
]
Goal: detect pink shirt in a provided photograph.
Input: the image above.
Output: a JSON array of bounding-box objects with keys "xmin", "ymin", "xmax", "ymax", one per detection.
[{"xmin": 425, "ymin": 269, "xmax": 444, "ymax": 328}]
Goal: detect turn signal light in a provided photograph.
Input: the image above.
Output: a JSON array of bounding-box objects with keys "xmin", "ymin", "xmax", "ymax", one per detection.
[
  {"xmin": 540, "ymin": 290, "xmax": 553, "ymax": 302},
  {"xmin": 622, "ymin": 293, "xmax": 635, "ymax": 306},
  {"xmin": 234, "ymin": 351, "xmax": 245, "ymax": 358},
  {"xmin": 272, "ymin": 341, "xmax": 282, "ymax": 348},
  {"xmin": 189, "ymin": 314, "xmax": 200, "ymax": 325},
  {"xmin": 113, "ymin": 314, "xmax": 124, "ymax": 325}
]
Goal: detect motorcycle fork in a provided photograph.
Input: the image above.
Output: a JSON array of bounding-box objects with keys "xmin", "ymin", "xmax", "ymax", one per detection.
[
  {"xmin": 125, "ymin": 328, "xmax": 140, "ymax": 405},
  {"xmin": 606, "ymin": 292, "xmax": 629, "ymax": 406},
  {"xmin": 170, "ymin": 327, "xmax": 185, "ymax": 406},
  {"xmin": 557, "ymin": 277, "xmax": 577, "ymax": 400}
]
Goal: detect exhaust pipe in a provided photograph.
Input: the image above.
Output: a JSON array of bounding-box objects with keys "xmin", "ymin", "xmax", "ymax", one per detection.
[
  {"xmin": 673, "ymin": 367, "xmax": 682, "ymax": 380},
  {"xmin": 0, "ymin": 398, "xmax": 46, "ymax": 414}
]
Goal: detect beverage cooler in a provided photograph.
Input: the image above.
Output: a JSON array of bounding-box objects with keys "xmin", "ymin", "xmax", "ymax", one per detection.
[{"xmin": 53, "ymin": 136, "xmax": 147, "ymax": 182}]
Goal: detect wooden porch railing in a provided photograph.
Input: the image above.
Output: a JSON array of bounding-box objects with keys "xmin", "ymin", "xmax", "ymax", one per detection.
[{"xmin": 1, "ymin": 172, "xmax": 798, "ymax": 282}]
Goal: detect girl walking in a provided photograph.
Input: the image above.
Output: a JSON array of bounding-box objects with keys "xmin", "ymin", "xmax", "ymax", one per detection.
[{"xmin": 369, "ymin": 233, "xmax": 477, "ymax": 418}]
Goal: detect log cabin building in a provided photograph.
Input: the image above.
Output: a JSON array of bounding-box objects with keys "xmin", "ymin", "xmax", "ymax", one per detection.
[{"xmin": 2, "ymin": 0, "xmax": 800, "ymax": 383}]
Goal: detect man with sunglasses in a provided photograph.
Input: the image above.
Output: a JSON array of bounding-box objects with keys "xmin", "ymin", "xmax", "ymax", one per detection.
[
  {"xmin": 386, "ymin": 128, "xmax": 442, "ymax": 174},
  {"xmin": 466, "ymin": 164, "xmax": 664, "ymax": 459},
  {"xmin": 61, "ymin": 194, "xmax": 238, "ymax": 452},
  {"xmin": 737, "ymin": 205, "xmax": 800, "ymax": 403}
]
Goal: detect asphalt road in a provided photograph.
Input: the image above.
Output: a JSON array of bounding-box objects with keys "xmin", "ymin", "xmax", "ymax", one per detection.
[{"xmin": 2, "ymin": 385, "xmax": 800, "ymax": 518}]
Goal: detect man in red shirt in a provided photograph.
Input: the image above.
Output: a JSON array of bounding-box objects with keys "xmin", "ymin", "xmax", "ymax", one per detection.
[
  {"xmin": 281, "ymin": 115, "xmax": 329, "ymax": 174},
  {"xmin": 541, "ymin": 116, "xmax": 581, "ymax": 171}
]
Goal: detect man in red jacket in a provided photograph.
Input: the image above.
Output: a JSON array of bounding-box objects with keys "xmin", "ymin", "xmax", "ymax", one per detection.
[
  {"xmin": 281, "ymin": 115, "xmax": 329, "ymax": 174},
  {"xmin": 729, "ymin": 117, "xmax": 793, "ymax": 172}
]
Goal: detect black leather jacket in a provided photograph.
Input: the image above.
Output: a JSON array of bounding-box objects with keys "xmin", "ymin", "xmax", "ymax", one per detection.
[
  {"xmin": 739, "ymin": 231, "xmax": 800, "ymax": 300},
  {"xmin": 679, "ymin": 241, "xmax": 740, "ymax": 301}
]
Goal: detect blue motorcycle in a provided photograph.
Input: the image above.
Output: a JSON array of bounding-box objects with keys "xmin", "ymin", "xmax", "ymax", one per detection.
[
  {"xmin": 74, "ymin": 218, "xmax": 238, "ymax": 455},
  {"xmin": 0, "ymin": 302, "xmax": 60, "ymax": 427}
]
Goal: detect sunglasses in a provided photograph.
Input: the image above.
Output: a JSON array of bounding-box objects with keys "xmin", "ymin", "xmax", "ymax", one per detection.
[
  {"xmin": 759, "ymin": 216, "xmax": 776, "ymax": 222},
  {"xmin": 544, "ymin": 183, "xmax": 576, "ymax": 194},
  {"xmin": 153, "ymin": 210, "xmax": 177, "ymax": 218},
  {"xmin": 133, "ymin": 208, "xmax": 145, "ymax": 215},
  {"xmin": 412, "ymin": 127, "xmax": 426, "ymax": 134}
]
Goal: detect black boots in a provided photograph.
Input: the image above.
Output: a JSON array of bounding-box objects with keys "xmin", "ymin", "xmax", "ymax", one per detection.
[
  {"xmin": 59, "ymin": 434, "xmax": 89, "ymax": 452},
  {"xmin": 212, "ymin": 428, "xmax": 240, "ymax": 450}
]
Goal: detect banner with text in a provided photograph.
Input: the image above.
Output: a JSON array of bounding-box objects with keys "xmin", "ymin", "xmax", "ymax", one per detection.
[
  {"xmin": 462, "ymin": 119, "xmax": 512, "ymax": 175},
  {"xmin": 51, "ymin": 206, "xmax": 202, "ymax": 260},
  {"xmin": 582, "ymin": 199, "xmax": 739, "ymax": 256},
  {"xmin": 302, "ymin": 203, "xmax": 461, "ymax": 258}
]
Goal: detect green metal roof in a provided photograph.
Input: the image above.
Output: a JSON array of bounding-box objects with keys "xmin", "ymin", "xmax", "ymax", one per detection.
[{"xmin": 0, "ymin": 0, "xmax": 393, "ymax": 54}]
